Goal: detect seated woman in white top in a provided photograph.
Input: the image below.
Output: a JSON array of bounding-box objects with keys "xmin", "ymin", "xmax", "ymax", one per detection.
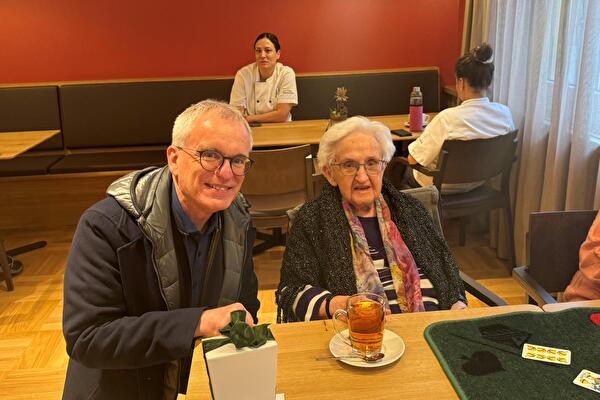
[
  {"xmin": 405, "ymin": 43, "xmax": 515, "ymax": 193},
  {"xmin": 229, "ymin": 32, "xmax": 298, "ymax": 123}
]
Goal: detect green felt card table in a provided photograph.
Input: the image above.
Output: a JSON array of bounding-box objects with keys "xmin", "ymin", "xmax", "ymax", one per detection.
[{"xmin": 425, "ymin": 307, "xmax": 600, "ymax": 399}]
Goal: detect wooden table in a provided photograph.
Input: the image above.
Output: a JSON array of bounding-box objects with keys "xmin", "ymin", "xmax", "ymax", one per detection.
[
  {"xmin": 0, "ymin": 130, "xmax": 60, "ymax": 159},
  {"xmin": 542, "ymin": 299, "xmax": 600, "ymax": 312},
  {"xmin": 0, "ymin": 130, "xmax": 58, "ymax": 290},
  {"xmin": 251, "ymin": 114, "xmax": 434, "ymax": 148},
  {"xmin": 183, "ymin": 304, "xmax": 540, "ymax": 400}
]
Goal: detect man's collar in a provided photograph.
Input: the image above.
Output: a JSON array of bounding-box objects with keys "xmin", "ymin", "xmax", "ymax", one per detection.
[{"xmin": 171, "ymin": 183, "xmax": 219, "ymax": 235}]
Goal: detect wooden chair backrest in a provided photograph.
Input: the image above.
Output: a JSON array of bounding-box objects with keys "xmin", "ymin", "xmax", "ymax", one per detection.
[
  {"xmin": 241, "ymin": 144, "xmax": 312, "ymax": 197},
  {"xmin": 528, "ymin": 210, "xmax": 597, "ymax": 293},
  {"xmin": 435, "ymin": 129, "xmax": 518, "ymax": 185}
]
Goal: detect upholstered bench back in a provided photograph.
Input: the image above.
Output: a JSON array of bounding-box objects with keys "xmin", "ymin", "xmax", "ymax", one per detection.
[
  {"xmin": 0, "ymin": 85, "xmax": 64, "ymax": 176},
  {"xmin": 59, "ymin": 79, "xmax": 233, "ymax": 148},
  {"xmin": 294, "ymin": 68, "xmax": 440, "ymax": 120},
  {"xmin": 0, "ymin": 67, "xmax": 440, "ymax": 175},
  {"xmin": 0, "ymin": 85, "xmax": 62, "ymax": 150}
]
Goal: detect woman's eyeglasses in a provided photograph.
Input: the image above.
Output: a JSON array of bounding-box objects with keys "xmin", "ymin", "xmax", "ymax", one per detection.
[
  {"xmin": 331, "ymin": 159, "xmax": 386, "ymax": 176},
  {"xmin": 177, "ymin": 147, "xmax": 254, "ymax": 176}
]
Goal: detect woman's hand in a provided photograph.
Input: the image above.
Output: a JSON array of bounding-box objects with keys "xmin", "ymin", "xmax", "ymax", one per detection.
[
  {"xmin": 320, "ymin": 295, "xmax": 350, "ymax": 319},
  {"xmin": 450, "ymin": 300, "xmax": 468, "ymax": 310},
  {"xmin": 243, "ymin": 103, "xmax": 292, "ymax": 123}
]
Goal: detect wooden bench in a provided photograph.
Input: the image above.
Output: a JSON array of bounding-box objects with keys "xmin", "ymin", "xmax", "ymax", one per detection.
[
  {"xmin": 0, "ymin": 67, "xmax": 440, "ymax": 177},
  {"xmin": 0, "ymin": 68, "xmax": 440, "ymax": 231}
]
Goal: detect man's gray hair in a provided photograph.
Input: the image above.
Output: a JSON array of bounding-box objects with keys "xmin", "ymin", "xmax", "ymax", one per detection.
[
  {"xmin": 172, "ymin": 99, "xmax": 252, "ymax": 147},
  {"xmin": 316, "ymin": 116, "xmax": 396, "ymax": 173}
]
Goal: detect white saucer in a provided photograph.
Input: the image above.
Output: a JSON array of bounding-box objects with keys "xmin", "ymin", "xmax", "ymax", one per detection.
[
  {"xmin": 404, "ymin": 121, "xmax": 429, "ymax": 128},
  {"xmin": 329, "ymin": 329, "xmax": 405, "ymax": 368}
]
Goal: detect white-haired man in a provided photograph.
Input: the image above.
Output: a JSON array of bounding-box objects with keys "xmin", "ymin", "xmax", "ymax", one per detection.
[{"xmin": 62, "ymin": 100, "xmax": 259, "ymax": 399}]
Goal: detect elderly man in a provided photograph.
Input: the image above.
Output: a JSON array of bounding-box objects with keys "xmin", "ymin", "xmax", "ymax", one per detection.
[{"xmin": 62, "ymin": 100, "xmax": 260, "ymax": 400}]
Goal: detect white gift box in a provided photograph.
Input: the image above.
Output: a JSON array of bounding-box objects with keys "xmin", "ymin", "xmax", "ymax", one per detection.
[{"xmin": 202, "ymin": 337, "xmax": 278, "ymax": 400}]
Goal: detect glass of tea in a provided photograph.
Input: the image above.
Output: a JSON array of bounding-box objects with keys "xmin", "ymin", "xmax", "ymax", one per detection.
[{"xmin": 332, "ymin": 293, "xmax": 386, "ymax": 357}]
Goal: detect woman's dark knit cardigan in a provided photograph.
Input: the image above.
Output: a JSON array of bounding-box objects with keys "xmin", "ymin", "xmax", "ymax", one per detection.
[{"xmin": 276, "ymin": 180, "xmax": 465, "ymax": 323}]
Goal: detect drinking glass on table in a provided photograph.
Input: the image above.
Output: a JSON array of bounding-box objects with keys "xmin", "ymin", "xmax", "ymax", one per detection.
[{"xmin": 332, "ymin": 293, "xmax": 386, "ymax": 357}]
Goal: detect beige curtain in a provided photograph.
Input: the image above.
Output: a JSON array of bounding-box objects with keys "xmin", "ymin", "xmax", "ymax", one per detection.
[
  {"xmin": 461, "ymin": 0, "xmax": 492, "ymax": 54},
  {"xmin": 487, "ymin": 0, "xmax": 600, "ymax": 265}
]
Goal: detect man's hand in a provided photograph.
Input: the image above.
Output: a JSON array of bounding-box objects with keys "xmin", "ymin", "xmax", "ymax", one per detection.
[{"xmin": 195, "ymin": 303, "xmax": 254, "ymax": 338}]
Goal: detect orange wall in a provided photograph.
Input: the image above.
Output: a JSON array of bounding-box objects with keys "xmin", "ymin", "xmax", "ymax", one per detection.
[{"xmin": 0, "ymin": 0, "xmax": 464, "ymax": 86}]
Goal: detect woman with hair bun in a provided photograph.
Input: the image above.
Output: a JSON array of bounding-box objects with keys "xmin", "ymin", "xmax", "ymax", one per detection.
[
  {"xmin": 404, "ymin": 43, "xmax": 515, "ymax": 193},
  {"xmin": 229, "ymin": 32, "xmax": 298, "ymax": 123}
]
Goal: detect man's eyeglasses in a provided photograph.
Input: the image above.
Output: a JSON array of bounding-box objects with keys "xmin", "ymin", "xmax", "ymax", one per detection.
[
  {"xmin": 176, "ymin": 147, "xmax": 254, "ymax": 176},
  {"xmin": 331, "ymin": 159, "xmax": 387, "ymax": 176}
]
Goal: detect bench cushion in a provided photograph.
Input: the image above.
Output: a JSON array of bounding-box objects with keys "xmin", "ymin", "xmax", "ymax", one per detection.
[
  {"xmin": 294, "ymin": 69, "xmax": 440, "ymax": 120},
  {"xmin": 59, "ymin": 79, "xmax": 234, "ymax": 148},
  {"xmin": 0, "ymin": 86, "xmax": 63, "ymax": 150},
  {"xmin": 49, "ymin": 150, "xmax": 167, "ymax": 173}
]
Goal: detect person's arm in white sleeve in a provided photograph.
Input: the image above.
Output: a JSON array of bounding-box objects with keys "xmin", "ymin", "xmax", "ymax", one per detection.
[
  {"xmin": 247, "ymin": 67, "xmax": 297, "ymax": 123},
  {"xmin": 407, "ymin": 114, "xmax": 447, "ymax": 167},
  {"xmin": 229, "ymin": 71, "xmax": 248, "ymax": 114}
]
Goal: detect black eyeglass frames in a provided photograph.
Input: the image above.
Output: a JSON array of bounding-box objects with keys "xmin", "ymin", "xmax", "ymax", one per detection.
[{"xmin": 176, "ymin": 147, "xmax": 254, "ymax": 176}]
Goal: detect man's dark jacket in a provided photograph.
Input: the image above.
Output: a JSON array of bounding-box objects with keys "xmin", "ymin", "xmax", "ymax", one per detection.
[{"xmin": 62, "ymin": 166, "xmax": 259, "ymax": 400}]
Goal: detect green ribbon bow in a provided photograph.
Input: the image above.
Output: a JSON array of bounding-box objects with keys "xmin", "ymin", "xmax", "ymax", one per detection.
[{"xmin": 202, "ymin": 310, "xmax": 274, "ymax": 353}]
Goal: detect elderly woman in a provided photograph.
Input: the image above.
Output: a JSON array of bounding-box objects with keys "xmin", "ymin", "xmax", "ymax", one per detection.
[{"xmin": 276, "ymin": 116, "xmax": 467, "ymax": 323}]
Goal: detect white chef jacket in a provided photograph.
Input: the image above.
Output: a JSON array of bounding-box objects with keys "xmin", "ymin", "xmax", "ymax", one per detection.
[
  {"xmin": 408, "ymin": 97, "xmax": 515, "ymax": 193},
  {"xmin": 229, "ymin": 62, "xmax": 298, "ymax": 121}
]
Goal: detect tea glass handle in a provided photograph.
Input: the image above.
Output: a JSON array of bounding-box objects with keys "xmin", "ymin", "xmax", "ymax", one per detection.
[{"xmin": 332, "ymin": 309, "xmax": 352, "ymax": 348}]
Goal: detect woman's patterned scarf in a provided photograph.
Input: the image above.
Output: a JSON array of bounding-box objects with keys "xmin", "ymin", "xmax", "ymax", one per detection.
[{"xmin": 342, "ymin": 195, "xmax": 425, "ymax": 313}]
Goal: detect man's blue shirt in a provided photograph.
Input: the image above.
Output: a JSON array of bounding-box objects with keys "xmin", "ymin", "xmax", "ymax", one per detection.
[{"xmin": 171, "ymin": 184, "xmax": 218, "ymax": 306}]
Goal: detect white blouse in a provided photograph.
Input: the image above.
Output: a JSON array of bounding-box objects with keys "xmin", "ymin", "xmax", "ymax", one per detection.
[
  {"xmin": 229, "ymin": 62, "xmax": 298, "ymax": 121},
  {"xmin": 408, "ymin": 97, "xmax": 515, "ymax": 193}
]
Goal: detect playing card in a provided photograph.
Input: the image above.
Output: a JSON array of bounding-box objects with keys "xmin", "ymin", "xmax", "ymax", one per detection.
[
  {"xmin": 573, "ymin": 369, "xmax": 600, "ymax": 393},
  {"xmin": 521, "ymin": 343, "xmax": 571, "ymax": 365}
]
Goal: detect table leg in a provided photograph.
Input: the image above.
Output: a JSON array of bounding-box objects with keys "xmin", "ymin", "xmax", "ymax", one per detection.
[
  {"xmin": 0, "ymin": 240, "xmax": 47, "ymax": 290},
  {"xmin": 6, "ymin": 241, "xmax": 47, "ymax": 258},
  {"xmin": 0, "ymin": 241, "xmax": 14, "ymax": 291}
]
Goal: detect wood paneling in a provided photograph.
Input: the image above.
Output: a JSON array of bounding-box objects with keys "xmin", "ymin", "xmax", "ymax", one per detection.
[{"xmin": 0, "ymin": 171, "xmax": 129, "ymax": 230}]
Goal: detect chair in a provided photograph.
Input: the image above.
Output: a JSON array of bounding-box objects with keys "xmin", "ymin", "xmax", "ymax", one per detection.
[
  {"xmin": 401, "ymin": 186, "xmax": 507, "ymax": 306},
  {"xmin": 396, "ymin": 129, "xmax": 519, "ymax": 269},
  {"xmin": 512, "ymin": 210, "xmax": 597, "ymax": 306},
  {"xmin": 241, "ymin": 144, "xmax": 313, "ymax": 255},
  {"xmin": 287, "ymin": 185, "xmax": 507, "ymax": 306}
]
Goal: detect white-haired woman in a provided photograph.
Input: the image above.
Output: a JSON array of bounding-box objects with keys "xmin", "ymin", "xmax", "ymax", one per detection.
[{"xmin": 276, "ymin": 116, "xmax": 467, "ymax": 323}]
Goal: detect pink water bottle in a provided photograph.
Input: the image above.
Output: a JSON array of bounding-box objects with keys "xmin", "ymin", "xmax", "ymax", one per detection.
[{"xmin": 409, "ymin": 86, "xmax": 424, "ymax": 132}]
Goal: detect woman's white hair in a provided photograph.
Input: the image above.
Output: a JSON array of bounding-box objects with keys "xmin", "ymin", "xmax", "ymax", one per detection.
[
  {"xmin": 172, "ymin": 99, "xmax": 252, "ymax": 147},
  {"xmin": 316, "ymin": 116, "xmax": 396, "ymax": 173}
]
